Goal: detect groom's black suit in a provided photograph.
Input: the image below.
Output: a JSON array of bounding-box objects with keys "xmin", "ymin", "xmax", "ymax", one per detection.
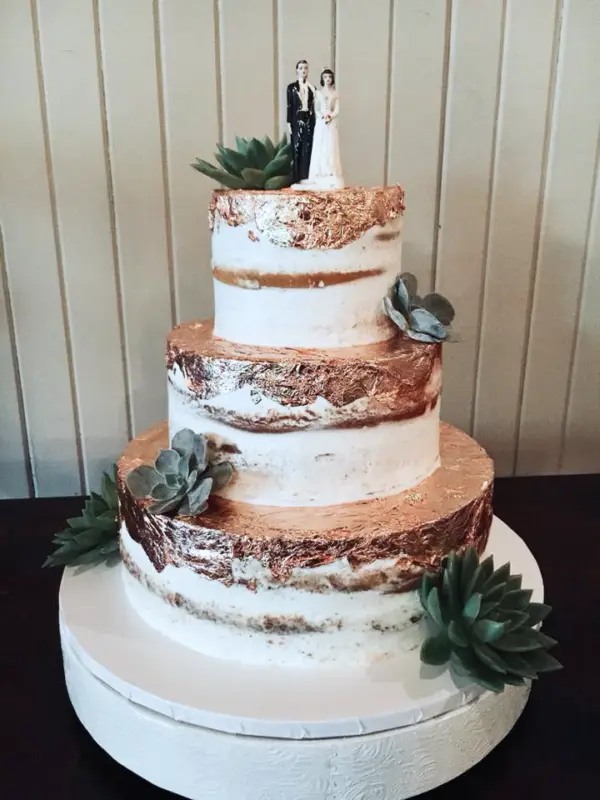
[{"xmin": 286, "ymin": 81, "xmax": 316, "ymax": 183}]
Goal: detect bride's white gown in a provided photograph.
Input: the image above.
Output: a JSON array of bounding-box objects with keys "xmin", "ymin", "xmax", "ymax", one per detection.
[{"xmin": 306, "ymin": 90, "xmax": 344, "ymax": 189}]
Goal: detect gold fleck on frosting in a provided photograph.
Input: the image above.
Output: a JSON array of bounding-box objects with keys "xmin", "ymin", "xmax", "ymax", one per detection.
[{"xmin": 209, "ymin": 185, "xmax": 405, "ymax": 250}]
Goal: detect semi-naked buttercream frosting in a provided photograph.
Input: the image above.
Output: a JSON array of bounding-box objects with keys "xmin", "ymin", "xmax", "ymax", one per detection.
[
  {"xmin": 115, "ymin": 185, "xmax": 495, "ymax": 668},
  {"xmin": 210, "ymin": 186, "xmax": 405, "ymax": 348}
]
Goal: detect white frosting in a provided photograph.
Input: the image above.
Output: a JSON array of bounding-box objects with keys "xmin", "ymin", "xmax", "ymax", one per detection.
[
  {"xmin": 168, "ymin": 363, "xmax": 440, "ymax": 506},
  {"xmin": 121, "ymin": 525, "xmax": 424, "ymax": 667},
  {"xmin": 212, "ymin": 218, "xmax": 402, "ymax": 348}
]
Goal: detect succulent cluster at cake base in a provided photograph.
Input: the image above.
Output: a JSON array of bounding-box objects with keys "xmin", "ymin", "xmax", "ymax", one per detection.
[
  {"xmin": 192, "ymin": 134, "xmax": 293, "ymax": 190},
  {"xmin": 419, "ymin": 547, "xmax": 562, "ymax": 692},
  {"xmin": 45, "ymin": 429, "xmax": 232, "ymax": 568},
  {"xmin": 384, "ymin": 272, "xmax": 456, "ymax": 343},
  {"xmin": 44, "ymin": 469, "xmax": 119, "ymax": 568}
]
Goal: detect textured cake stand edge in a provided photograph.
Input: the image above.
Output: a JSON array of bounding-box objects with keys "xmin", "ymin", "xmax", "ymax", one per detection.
[
  {"xmin": 62, "ymin": 635, "xmax": 530, "ymax": 800},
  {"xmin": 59, "ymin": 517, "xmax": 540, "ymax": 799}
]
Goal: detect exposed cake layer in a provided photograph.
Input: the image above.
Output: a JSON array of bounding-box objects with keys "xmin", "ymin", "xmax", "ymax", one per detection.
[
  {"xmin": 117, "ymin": 423, "xmax": 493, "ymax": 666},
  {"xmin": 210, "ymin": 186, "xmax": 405, "ymax": 348},
  {"xmin": 167, "ymin": 321, "xmax": 442, "ymax": 505}
]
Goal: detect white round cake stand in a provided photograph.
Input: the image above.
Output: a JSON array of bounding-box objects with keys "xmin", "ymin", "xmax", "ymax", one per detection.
[{"xmin": 59, "ymin": 516, "xmax": 541, "ymax": 800}]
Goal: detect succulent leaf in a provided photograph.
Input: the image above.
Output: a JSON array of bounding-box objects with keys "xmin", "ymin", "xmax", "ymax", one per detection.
[
  {"xmin": 44, "ymin": 467, "xmax": 119, "ymax": 568},
  {"xmin": 247, "ymin": 137, "xmax": 269, "ymax": 170},
  {"xmin": 185, "ymin": 477, "xmax": 213, "ymax": 515},
  {"xmin": 472, "ymin": 642, "xmax": 508, "ymax": 674},
  {"xmin": 261, "ymin": 134, "xmax": 276, "ymax": 163},
  {"xmin": 499, "ymin": 588, "xmax": 533, "ymax": 611},
  {"xmin": 473, "ymin": 619, "xmax": 505, "ymax": 643},
  {"xmin": 216, "ymin": 144, "xmax": 247, "ymax": 175},
  {"xmin": 417, "ymin": 547, "xmax": 562, "ymax": 692},
  {"xmin": 448, "ymin": 620, "xmax": 469, "ymax": 647},
  {"xmin": 421, "ymin": 293, "xmax": 455, "ymax": 326},
  {"xmin": 459, "ymin": 547, "xmax": 479, "ymax": 602},
  {"xmin": 399, "ymin": 272, "xmax": 418, "ymax": 298},
  {"xmin": 156, "ymin": 448, "xmax": 181, "ymax": 477},
  {"xmin": 265, "ymin": 174, "xmax": 294, "ymax": 190},
  {"xmin": 482, "ymin": 561, "xmax": 511, "ymax": 594},
  {"xmin": 421, "ymin": 633, "xmax": 451, "ymax": 666},
  {"xmin": 191, "ymin": 160, "xmax": 246, "ymax": 189},
  {"xmin": 394, "ymin": 277, "xmax": 411, "ymax": 317},
  {"xmin": 263, "ymin": 150, "xmax": 292, "ymax": 179},
  {"xmin": 241, "ymin": 167, "xmax": 267, "ymax": 189},
  {"xmin": 419, "ymin": 572, "xmax": 436, "ymax": 612},
  {"xmin": 527, "ymin": 602, "xmax": 552, "ymax": 627},
  {"xmin": 172, "ymin": 428, "xmax": 197, "ymax": 459},
  {"xmin": 383, "ymin": 296, "xmax": 408, "ymax": 330},
  {"xmin": 525, "ymin": 649, "xmax": 563, "ymax": 673},
  {"xmin": 462, "ymin": 592, "xmax": 482, "ymax": 624},
  {"xmin": 126, "ymin": 464, "xmax": 162, "ymax": 499},
  {"xmin": 191, "ymin": 435, "xmax": 208, "ymax": 473},
  {"xmin": 426, "ymin": 587, "xmax": 444, "ymax": 627},
  {"xmin": 205, "ymin": 461, "xmax": 234, "ymax": 490},
  {"xmin": 409, "ymin": 308, "xmax": 448, "ymax": 340}
]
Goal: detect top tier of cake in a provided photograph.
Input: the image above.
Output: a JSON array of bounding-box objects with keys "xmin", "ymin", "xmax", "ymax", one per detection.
[{"xmin": 210, "ymin": 185, "xmax": 405, "ymax": 348}]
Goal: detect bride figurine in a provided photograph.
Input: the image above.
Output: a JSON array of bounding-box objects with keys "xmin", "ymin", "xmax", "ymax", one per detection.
[{"xmin": 295, "ymin": 68, "xmax": 344, "ymax": 190}]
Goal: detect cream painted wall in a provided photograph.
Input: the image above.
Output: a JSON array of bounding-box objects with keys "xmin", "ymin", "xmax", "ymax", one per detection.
[{"xmin": 0, "ymin": 0, "xmax": 599, "ymax": 498}]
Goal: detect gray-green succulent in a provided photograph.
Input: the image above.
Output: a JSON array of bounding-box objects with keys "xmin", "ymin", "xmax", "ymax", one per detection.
[
  {"xmin": 192, "ymin": 134, "xmax": 293, "ymax": 190},
  {"xmin": 44, "ymin": 468, "xmax": 120, "ymax": 568},
  {"xmin": 126, "ymin": 429, "xmax": 233, "ymax": 517},
  {"xmin": 384, "ymin": 272, "xmax": 456, "ymax": 343},
  {"xmin": 419, "ymin": 547, "xmax": 562, "ymax": 692}
]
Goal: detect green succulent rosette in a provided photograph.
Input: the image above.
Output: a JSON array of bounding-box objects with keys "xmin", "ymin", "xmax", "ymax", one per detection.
[
  {"xmin": 44, "ymin": 468, "xmax": 119, "ymax": 568},
  {"xmin": 125, "ymin": 428, "xmax": 233, "ymax": 517},
  {"xmin": 192, "ymin": 134, "xmax": 293, "ymax": 190},
  {"xmin": 419, "ymin": 547, "xmax": 562, "ymax": 692},
  {"xmin": 384, "ymin": 272, "xmax": 456, "ymax": 343}
]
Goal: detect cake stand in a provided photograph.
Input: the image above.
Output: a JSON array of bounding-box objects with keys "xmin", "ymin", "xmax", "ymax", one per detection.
[{"xmin": 59, "ymin": 516, "xmax": 541, "ymax": 799}]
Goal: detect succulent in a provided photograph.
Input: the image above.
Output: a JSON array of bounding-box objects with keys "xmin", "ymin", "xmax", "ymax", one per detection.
[
  {"xmin": 44, "ymin": 468, "xmax": 120, "ymax": 568},
  {"xmin": 192, "ymin": 134, "xmax": 293, "ymax": 190},
  {"xmin": 384, "ymin": 272, "xmax": 456, "ymax": 343},
  {"xmin": 419, "ymin": 548, "xmax": 562, "ymax": 692},
  {"xmin": 126, "ymin": 429, "xmax": 233, "ymax": 517}
]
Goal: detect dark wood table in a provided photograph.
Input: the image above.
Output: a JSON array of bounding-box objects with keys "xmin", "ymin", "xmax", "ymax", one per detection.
[{"xmin": 1, "ymin": 474, "xmax": 598, "ymax": 798}]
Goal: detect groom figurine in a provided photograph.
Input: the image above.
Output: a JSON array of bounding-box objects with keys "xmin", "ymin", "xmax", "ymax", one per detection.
[{"xmin": 287, "ymin": 60, "xmax": 316, "ymax": 184}]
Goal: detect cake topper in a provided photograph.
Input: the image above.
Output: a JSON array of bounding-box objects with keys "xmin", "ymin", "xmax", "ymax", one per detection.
[
  {"xmin": 286, "ymin": 59, "xmax": 316, "ymax": 184},
  {"xmin": 292, "ymin": 65, "xmax": 345, "ymax": 191}
]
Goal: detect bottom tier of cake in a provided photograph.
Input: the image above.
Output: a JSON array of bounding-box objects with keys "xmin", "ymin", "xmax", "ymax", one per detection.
[{"xmin": 117, "ymin": 422, "xmax": 493, "ymax": 667}]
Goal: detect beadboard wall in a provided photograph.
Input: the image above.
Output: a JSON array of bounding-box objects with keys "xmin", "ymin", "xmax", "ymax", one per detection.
[{"xmin": 1, "ymin": 0, "xmax": 599, "ymax": 499}]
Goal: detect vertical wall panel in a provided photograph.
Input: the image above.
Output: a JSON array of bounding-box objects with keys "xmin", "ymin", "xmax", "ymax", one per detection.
[
  {"xmin": 336, "ymin": 0, "xmax": 391, "ymax": 187},
  {"xmin": 36, "ymin": 0, "xmax": 129, "ymax": 490},
  {"xmin": 435, "ymin": 0, "xmax": 504, "ymax": 433},
  {"xmin": 159, "ymin": 0, "xmax": 220, "ymax": 325},
  {"xmin": 98, "ymin": 0, "xmax": 172, "ymax": 435},
  {"xmin": 0, "ymin": 242, "xmax": 31, "ymax": 499},
  {"xmin": 277, "ymin": 0, "xmax": 333, "ymax": 139},
  {"xmin": 0, "ymin": 1, "xmax": 81, "ymax": 496},
  {"xmin": 473, "ymin": 0, "xmax": 558, "ymax": 476},
  {"xmin": 219, "ymin": 0, "xmax": 276, "ymax": 146},
  {"xmin": 561, "ymin": 146, "xmax": 600, "ymax": 474},
  {"xmin": 388, "ymin": 0, "xmax": 448, "ymax": 290},
  {"xmin": 517, "ymin": 0, "xmax": 600, "ymax": 475}
]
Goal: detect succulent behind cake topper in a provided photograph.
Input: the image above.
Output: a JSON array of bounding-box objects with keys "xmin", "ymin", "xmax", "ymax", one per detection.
[
  {"xmin": 44, "ymin": 468, "xmax": 120, "ymax": 568},
  {"xmin": 126, "ymin": 429, "xmax": 233, "ymax": 517},
  {"xmin": 384, "ymin": 272, "xmax": 456, "ymax": 343},
  {"xmin": 192, "ymin": 134, "xmax": 293, "ymax": 190},
  {"xmin": 419, "ymin": 548, "xmax": 562, "ymax": 692}
]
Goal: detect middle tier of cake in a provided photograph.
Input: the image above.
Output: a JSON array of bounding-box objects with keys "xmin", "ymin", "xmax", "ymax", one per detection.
[{"xmin": 167, "ymin": 321, "xmax": 442, "ymax": 507}]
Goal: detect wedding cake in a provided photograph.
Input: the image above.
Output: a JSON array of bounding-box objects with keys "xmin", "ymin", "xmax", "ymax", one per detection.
[{"xmin": 116, "ymin": 185, "xmax": 494, "ymax": 667}]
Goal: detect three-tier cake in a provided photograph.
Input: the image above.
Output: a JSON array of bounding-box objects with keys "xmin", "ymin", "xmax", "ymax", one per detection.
[{"xmin": 115, "ymin": 185, "xmax": 494, "ymax": 668}]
